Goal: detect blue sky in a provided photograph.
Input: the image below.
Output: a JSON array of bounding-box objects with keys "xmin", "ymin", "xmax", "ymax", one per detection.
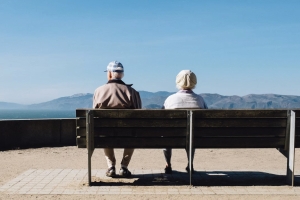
[{"xmin": 0, "ymin": 0, "xmax": 299, "ymax": 104}]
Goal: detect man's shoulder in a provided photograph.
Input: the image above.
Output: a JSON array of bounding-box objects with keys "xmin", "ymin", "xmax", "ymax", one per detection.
[{"xmin": 94, "ymin": 84, "xmax": 109, "ymax": 93}]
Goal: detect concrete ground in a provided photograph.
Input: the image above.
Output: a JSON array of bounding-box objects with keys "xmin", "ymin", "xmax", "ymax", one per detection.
[{"xmin": 1, "ymin": 147, "xmax": 300, "ymax": 199}]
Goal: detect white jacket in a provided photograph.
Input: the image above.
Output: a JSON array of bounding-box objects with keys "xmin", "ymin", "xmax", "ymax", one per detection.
[{"xmin": 163, "ymin": 90, "xmax": 208, "ymax": 109}]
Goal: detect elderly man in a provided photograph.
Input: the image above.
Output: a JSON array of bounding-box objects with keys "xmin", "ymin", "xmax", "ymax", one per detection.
[
  {"xmin": 163, "ymin": 70, "xmax": 208, "ymax": 174},
  {"xmin": 93, "ymin": 61, "xmax": 142, "ymax": 177}
]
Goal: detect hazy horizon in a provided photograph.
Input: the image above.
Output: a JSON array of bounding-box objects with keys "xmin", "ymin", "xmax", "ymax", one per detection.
[{"xmin": 1, "ymin": 91, "xmax": 300, "ymax": 106}]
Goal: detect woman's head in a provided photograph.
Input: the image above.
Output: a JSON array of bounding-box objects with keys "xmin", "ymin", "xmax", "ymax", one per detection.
[{"xmin": 176, "ymin": 70, "xmax": 197, "ymax": 90}]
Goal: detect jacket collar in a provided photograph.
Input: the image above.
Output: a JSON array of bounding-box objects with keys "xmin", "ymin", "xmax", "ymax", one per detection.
[
  {"xmin": 107, "ymin": 79, "xmax": 133, "ymax": 87},
  {"xmin": 177, "ymin": 89, "xmax": 194, "ymax": 94}
]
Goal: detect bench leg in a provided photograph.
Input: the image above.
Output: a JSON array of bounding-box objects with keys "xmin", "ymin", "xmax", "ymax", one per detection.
[
  {"xmin": 287, "ymin": 111, "xmax": 296, "ymax": 186},
  {"xmin": 88, "ymin": 147, "xmax": 92, "ymax": 186},
  {"xmin": 86, "ymin": 110, "xmax": 95, "ymax": 186},
  {"xmin": 188, "ymin": 111, "xmax": 194, "ymax": 186},
  {"xmin": 279, "ymin": 110, "xmax": 296, "ymax": 186}
]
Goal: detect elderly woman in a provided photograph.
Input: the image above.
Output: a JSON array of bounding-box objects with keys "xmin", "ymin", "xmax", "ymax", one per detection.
[{"xmin": 163, "ymin": 70, "xmax": 208, "ymax": 174}]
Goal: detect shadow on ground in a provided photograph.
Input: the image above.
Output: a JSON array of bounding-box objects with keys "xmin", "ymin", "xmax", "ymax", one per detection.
[{"xmin": 90, "ymin": 171, "xmax": 300, "ymax": 187}]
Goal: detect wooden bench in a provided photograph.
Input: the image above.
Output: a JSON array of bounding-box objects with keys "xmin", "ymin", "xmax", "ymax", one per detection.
[{"xmin": 76, "ymin": 109, "xmax": 296, "ymax": 186}]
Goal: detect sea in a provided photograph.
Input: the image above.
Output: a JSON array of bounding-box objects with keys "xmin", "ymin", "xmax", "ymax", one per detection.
[{"xmin": 0, "ymin": 109, "xmax": 75, "ymax": 120}]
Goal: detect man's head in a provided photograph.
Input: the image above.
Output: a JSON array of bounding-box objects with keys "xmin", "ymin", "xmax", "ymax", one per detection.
[
  {"xmin": 105, "ymin": 61, "xmax": 124, "ymax": 80},
  {"xmin": 176, "ymin": 70, "xmax": 197, "ymax": 90}
]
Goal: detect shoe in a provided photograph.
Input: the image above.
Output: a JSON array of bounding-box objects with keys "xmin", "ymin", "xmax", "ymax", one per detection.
[
  {"xmin": 164, "ymin": 166, "xmax": 172, "ymax": 174},
  {"xmin": 185, "ymin": 165, "xmax": 194, "ymax": 174},
  {"xmin": 106, "ymin": 166, "xmax": 116, "ymax": 177},
  {"xmin": 119, "ymin": 167, "xmax": 132, "ymax": 177}
]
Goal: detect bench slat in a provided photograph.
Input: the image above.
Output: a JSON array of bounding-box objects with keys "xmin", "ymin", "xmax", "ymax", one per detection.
[
  {"xmin": 296, "ymin": 120, "xmax": 300, "ymax": 128},
  {"xmin": 77, "ymin": 137, "xmax": 186, "ymax": 148},
  {"xmin": 77, "ymin": 118, "xmax": 187, "ymax": 128},
  {"xmin": 77, "ymin": 127, "xmax": 187, "ymax": 137},
  {"xmin": 193, "ymin": 110, "xmax": 287, "ymax": 118},
  {"xmin": 194, "ymin": 137, "xmax": 286, "ymax": 148},
  {"xmin": 76, "ymin": 109, "xmax": 187, "ymax": 118},
  {"xmin": 194, "ymin": 127, "xmax": 286, "ymax": 137},
  {"xmin": 76, "ymin": 109, "xmax": 87, "ymax": 118},
  {"xmin": 194, "ymin": 118, "xmax": 287, "ymax": 127}
]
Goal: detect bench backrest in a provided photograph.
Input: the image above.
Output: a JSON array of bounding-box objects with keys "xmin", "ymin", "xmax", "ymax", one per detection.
[
  {"xmin": 76, "ymin": 109, "xmax": 189, "ymax": 149},
  {"xmin": 192, "ymin": 110, "xmax": 289, "ymax": 148},
  {"xmin": 76, "ymin": 109, "xmax": 291, "ymax": 149}
]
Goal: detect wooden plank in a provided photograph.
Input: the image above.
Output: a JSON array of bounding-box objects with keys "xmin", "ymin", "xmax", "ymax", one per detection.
[
  {"xmin": 296, "ymin": 120, "xmax": 300, "ymax": 127},
  {"xmin": 77, "ymin": 118, "xmax": 187, "ymax": 128},
  {"xmin": 193, "ymin": 110, "xmax": 287, "ymax": 118},
  {"xmin": 296, "ymin": 130, "xmax": 300, "ymax": 136},
  {"xmin": 77, "ymin": 137, "xmax": 186, "ymax": 148},
  {"xmin": 77, "ymin": 109, "xmax": 188, "ymax": 118},
  {"xmin": 77, "ymin": 127, "xmax": 187, "ymax": 137},
  {"xmin": 194, "ymin": 118, "xmax": 287, "ymax": 128},
  {"xmin": 293, "ymin": 110, "xmax": 300, "ymax": 116},
  {"xmin": 77, "ymin": 137, "xmax": 286, "ymax": 148},
  {"xmin": 92, "ymin": 109, "xmax": 187, "ymax": 118},
  {"xmin": 76, "ymin": 135, "xmax": 85, "ymax": 148},
  {"xmin": 193, "ymin": 127, "xmax": 286, "ymax": 137},
  {"xmin": 77, "ymin": 109, "xmax": 289, "ymax": 118},
  {"xmin": 193, "ymin": 137, "xmax": 286, "ymax": 148},
  {"xmin": 76, "ymin": 109, "xmax": 88, "ymax": 118}
]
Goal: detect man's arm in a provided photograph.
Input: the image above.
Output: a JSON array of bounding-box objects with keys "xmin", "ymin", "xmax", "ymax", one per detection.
[
  {"xmin": 130, "ymin": 89, "xmax": 142, "ymax": 109},
  {"xmin": 93, "ymin": 90, "xmax": 99, "ymax": 109},
  {"xmin": 135, "ymin": 92, "xmax": 142, "ymax": 109}
]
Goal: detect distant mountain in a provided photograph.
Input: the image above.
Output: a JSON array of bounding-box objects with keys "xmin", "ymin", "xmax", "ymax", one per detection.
[
  {"xmin": 28, "ymin": 93, "xmax": 93, "ymax": 110},
  {"xmin": 139, "ymin": 91, "xmax": 174, "ymax": 99},
  {"xmin": 0, "ymin": 102, "xmax": 26, "ymax": 109},
  {"xmin": 1, "ymin": 92, "xmax": 300, "ymax": 110},
  {"xmin": 139, "ymin": 91, "xmax": 174, "ymax": 109},
  {"xmin": 203, "ymin": 93, "xmax": 300, "ymax": 109}
]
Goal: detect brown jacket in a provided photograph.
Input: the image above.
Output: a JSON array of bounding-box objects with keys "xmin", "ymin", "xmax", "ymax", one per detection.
[{"xmin": 93, "ymin": 79, "xmax": 142, "ymax": 109}]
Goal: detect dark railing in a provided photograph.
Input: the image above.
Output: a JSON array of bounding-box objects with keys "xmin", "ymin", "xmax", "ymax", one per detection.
[{"xmin": 0, "ymin": 119, "xmax": 76, "ymax": 150}]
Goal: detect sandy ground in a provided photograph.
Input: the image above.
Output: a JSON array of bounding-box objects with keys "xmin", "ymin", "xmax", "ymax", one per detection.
[{"xmin": 1, "ymin": 147, "xmax": 300, "ymax": 199}]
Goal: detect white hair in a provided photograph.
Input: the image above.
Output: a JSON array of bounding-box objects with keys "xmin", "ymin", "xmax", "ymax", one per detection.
[{"xmin": 112, "ymin": 72, "xmax": 124, "ymax": 79}]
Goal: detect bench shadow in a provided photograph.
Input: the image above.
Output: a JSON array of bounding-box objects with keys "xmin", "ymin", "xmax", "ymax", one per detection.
[{"xmin": 90, "ymin": 170, "xmax": 299, "ymax": 187}]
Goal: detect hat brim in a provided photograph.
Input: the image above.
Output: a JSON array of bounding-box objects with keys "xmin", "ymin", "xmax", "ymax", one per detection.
[{"xmin": 104, "ymin": 70, "xmax": 124, "ymax": 72}]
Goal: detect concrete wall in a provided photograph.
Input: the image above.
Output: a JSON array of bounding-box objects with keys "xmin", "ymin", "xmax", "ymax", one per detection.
[{"xmin": 0, "ymin": 119, "xmax": 76, "ymax": 150}]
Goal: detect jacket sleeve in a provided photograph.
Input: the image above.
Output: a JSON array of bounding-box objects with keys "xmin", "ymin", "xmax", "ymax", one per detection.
[
  {"xmin": 134, "ymin": 91, "xmax": 142, "ymax": 109},
  {"xmin": 130, "ymin": 89, "xmax": 142, "ymax": 109},
  {"xmin": 203, "ymin": 101, "xmax": 208, "ymax": 109},
  {"xmin": 93, "ymin": 93, "xmax": 97, "ymax": 108}
]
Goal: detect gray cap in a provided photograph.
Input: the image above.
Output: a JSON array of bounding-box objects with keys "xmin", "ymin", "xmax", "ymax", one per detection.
[{"xmin": 105, "ymin": 61, "xmax": 124, "ymax": 72}]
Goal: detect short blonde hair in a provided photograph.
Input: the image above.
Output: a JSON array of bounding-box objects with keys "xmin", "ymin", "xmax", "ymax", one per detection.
[{"xmin": 176, "ymin": 70, "xmax": 197, "ymax": 90}]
